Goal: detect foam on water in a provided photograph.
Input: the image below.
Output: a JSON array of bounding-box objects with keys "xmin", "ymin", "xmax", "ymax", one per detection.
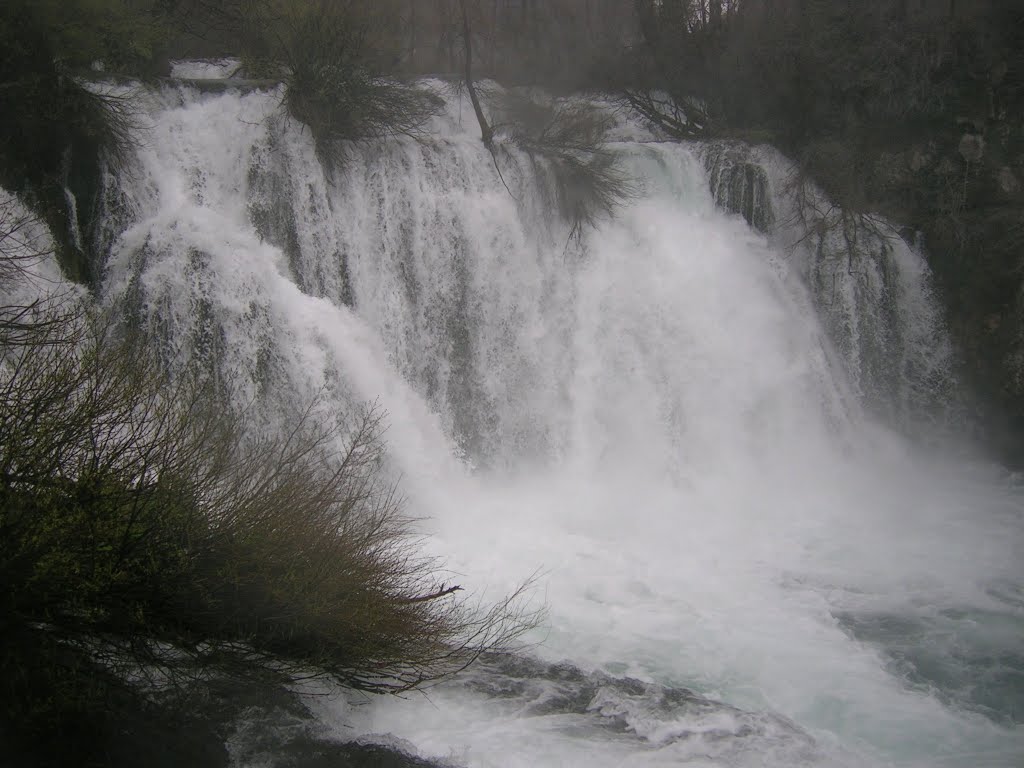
[
  {"xmin": 169, "ymin": 58, "xmax": 243, "ymax": 80},
  {"xmin": 96, "ymin": 82, "xmax": 1024, "ymax": 767}
]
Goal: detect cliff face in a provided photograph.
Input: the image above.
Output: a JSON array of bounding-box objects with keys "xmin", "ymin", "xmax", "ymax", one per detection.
[{"xmin": 863, "ymin": 99, "xmax": 1024, "ymax": 461}]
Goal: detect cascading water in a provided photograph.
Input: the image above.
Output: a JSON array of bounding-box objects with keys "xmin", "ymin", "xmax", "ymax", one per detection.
[
  {"xmin": 700, "ymin": 141, "xmax": 960, "ymax": 438},
  {"xmin": 90, "ymin": 74, "xmax": 1024, "ymax": 767}
]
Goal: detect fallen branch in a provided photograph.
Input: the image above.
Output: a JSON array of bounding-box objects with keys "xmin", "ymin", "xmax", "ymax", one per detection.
[{"xmin": 403, "ymin": 584, "xmax": 464, "ymax": 604}]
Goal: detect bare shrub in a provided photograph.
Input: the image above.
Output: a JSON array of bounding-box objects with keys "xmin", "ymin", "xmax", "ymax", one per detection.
[{"xmin": 0, "ymin": 316, "xmax": 539, "ymax": 690}]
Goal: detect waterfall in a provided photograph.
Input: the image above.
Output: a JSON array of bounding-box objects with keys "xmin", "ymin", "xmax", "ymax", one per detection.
[
  {"xmin": 700, "ymin": 142, "xmax": 960, "ymax": 438},
  {"xmin": 82, "ymin": 76, "xmax": 1024, "ymax": 767}
]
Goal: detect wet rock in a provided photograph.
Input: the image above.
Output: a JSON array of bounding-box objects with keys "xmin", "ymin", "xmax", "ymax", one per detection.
[
  {"xmin": 449, "ymin": 653, "xmax": 815, "ymax": 753},
  {"xmin": 701, "ymin": 144, "xmax": 775, "ymax": 232},
  {"xmin": 222, "ymin": 681, "xmax": 447, "ymax": 768}
]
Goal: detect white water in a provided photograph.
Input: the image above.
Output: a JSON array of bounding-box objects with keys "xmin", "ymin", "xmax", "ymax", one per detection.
[{"xmin": 96, "ymin": 80, "xmax": 1024, "ymax": 767}]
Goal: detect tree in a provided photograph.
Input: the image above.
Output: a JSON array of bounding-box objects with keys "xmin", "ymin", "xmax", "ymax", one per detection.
[{"xmin": 460, "ymin": 0, "xmax": 494, "ymax": 146}]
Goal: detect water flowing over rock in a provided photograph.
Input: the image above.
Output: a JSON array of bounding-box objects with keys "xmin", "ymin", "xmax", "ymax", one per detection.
[
  {"xmin": 702, "ymin": 143, "xmax": 774, "ymax": 233},
  {"xmin": 699, "ymin": 142, "xmax": 961, "ymax": 439},
  {"xmin": 79, "ymin": 75, "xmax": 1024, "ymax": 768}
]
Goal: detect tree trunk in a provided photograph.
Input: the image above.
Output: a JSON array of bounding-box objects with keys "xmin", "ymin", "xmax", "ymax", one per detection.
[
  {"xmin": 408, "ymin": 0, "xmax": 417, "ymax": 70},
  {"xmin": 460, "ymin": 0, "xmax": 493, "ymax": 146}
]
